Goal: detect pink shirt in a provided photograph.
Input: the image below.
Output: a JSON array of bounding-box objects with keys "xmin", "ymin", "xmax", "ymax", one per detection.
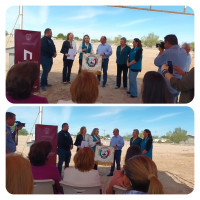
[
  {"xmin": 106, "ymin": 170, "xmax": 127, "ymax": 194},
  {"xmin": 31, "ymin": 163, "xmax": 62, "ymax": 194},
  {"xmin": 6, "ymin": 93, "xmax": 48, "ymax": 104}
]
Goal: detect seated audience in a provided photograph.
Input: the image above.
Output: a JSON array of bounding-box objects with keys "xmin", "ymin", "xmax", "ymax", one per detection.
[
  {"xmin": 106, "ymin": 146, "xmax": 142, "ymax": 194},
  {"xmin": 123, "ymin": 155, "xmax": 164, "ymax": 194},
  {"xmin": 70, "ymin": 71, "xmax": 99, "ymax": 103},
  {"xmin": 141, "ymin": 71, "xmax": 173, "ymax": 103},
  {"xmin": 63, "ymin": 147, "xmax": 101, "ymax": 187},
  {"xmin": 6, "ymin": 62, "xmax": 48, "ymax": 103},
  {"xmin": 161, "ymin": 64, "xmax": 194, "ymax": 103},
  {"xmin": 28, "ymin": 141, "xmax": 62, "ymax": 194},
  {"xmin": 6, "ymin": 153, "xmax": 34, "ymax": 194}
]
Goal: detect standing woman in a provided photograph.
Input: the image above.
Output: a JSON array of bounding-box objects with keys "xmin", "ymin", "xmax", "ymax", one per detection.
[
  {"xmin": 78, "ymin": 34, "xmax": 94, "ymax": 74},
  {"xmin": 130, "ymin": 129, "xmax": 142, "ymax": 148},
  {"xmin": 141, "ymin": 129, "xmax": 153, "ymax": 159},
  {"xmin": 91, "ymin": 128, "xmax": 102, "ymax": 170},
  {"xmin": 74, "ymin": 126, "xmax": 93, "ymax": 151},
  {"xmin": 60, "ymin": 32, "xmax": 77, "ymax": 83},
  {"xmin": 127, "ymin": 38, "xmax": 143, "ymax": 98},
  {"xmin": 115, "ymin": 37, "xmax": 131, "ymax": 89}
]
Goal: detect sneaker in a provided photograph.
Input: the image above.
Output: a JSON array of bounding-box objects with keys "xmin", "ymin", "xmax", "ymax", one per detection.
[
  {"xmin": 40, "ymin": 86, "xmax": 46, "ymax": 91},
  {"xmin": 46, "ymin": 84, "xmax": 52, "ymax": 87},
  {"xmin": 127, "ymin": 91, "xmax": 130, "ymax": 94},
  {"xmin": 115, "ymin": 86, "xmax": 120, "ymax": 89},
  {"xmin": 67, "ymin": 81, "xmax": 71, "ymax": 84},
  {"xmin": 130, "ymin": 95, "xmax": 137, "ymax": 98},
  {"xmin": 102, "ymin": 85, "xmax": 105, "ymax": 88},
  {"xmin": 63, "ymin": 82, "xmax": 67, "ymax": 84}
]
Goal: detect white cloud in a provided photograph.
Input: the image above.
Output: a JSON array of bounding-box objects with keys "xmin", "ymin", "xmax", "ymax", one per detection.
[
  {"xmin": 119, "ymin": 18, "xmax": 151, "ymax": 27},
  {"xmin": 143, "ymin": 112, "xmax": 183, "ymax": 123}
]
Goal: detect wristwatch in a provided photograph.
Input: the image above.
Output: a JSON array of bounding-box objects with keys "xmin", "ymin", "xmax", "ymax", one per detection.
[{"xmin": 162, "ymin": 69, "xmax": 169, "ymax": 77}]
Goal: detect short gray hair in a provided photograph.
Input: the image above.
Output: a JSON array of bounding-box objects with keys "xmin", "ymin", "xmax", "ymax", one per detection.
[
  {"xmin": 91, "ymin": 128, "xmax": 99, "ymax": 136},
  {"xmin": 182, "ymin": 43, "xmax": 191, "ymax": 48},
  {"xmin": 133, "ymin": 129, "xmax": 139, "ymax": 135}
]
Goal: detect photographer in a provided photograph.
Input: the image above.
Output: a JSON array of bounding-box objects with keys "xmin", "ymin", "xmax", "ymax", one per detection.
[
  {"xmin": 154, "ymin": 34, "xmax": 187, "ymax": 102},
  {"xmin": 12, "ymin": 121, "xmax": 25, "ymax": 145},
  {"xmin": 161, "ymin": 64, "xmax": 194, "ymax": 103}
]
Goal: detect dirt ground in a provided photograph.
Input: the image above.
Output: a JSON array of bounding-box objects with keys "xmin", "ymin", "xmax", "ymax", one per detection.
[
  {"xmin": 6, "ymin": 38, "xmax": 195, "ymax": 104},
  {"xmin": 17, "ymin": 136, "xmax": 194, "ymax": 194}
]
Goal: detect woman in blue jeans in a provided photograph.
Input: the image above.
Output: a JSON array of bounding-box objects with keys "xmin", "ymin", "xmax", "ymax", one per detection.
[{"xmin": 127, "ymin": 38, "xmax": 143, "ymax": 98}]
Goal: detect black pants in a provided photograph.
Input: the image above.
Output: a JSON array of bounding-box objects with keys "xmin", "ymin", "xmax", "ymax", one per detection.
[
  {"xmin": 116, "ymin": 64, "xmax": 128, "ymax": 88},
  {"xmin": 78, "ymin": 59, "xmax": 82, "ymax": 74},
  {"xmin": 63, "ymin": 59, "xmax": 74, "ymax": 82}
]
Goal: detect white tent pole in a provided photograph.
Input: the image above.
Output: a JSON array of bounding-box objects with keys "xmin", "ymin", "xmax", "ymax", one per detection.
[
  {"xmin": 19, "ymin": 5, "xmax": 23, "ymax": 29},
  {"xmin": 39, "ymin": 106, "xmax": 43, "ymax": 124}
]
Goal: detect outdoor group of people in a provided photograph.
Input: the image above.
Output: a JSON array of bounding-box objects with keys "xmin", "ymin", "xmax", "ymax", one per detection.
[
  {"xmin": 6, "ymin": 28, "xmax": 194, "ymax": 104},
  {"xmin": 6, "ymin": 112, "xmax": 162, "ymax": 194}
]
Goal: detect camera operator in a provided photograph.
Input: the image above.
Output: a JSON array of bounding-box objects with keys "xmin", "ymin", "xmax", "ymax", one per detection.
[
  {"xmin": 161, "ymin": 64, "xmax": 194, "ymax": 103},
  {"xmin": 154, "ymin": 34, "xmax": 187, "ymax": 102},
  {"xmin": 12, "ymin": 121, "xmax": 25, "ymax": 145}
]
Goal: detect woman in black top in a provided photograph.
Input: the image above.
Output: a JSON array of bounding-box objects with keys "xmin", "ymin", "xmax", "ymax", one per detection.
[
  {"xmin": 60, "ymin": 32, "xmax": 76, "ymax": 83},
  {"xmin": 74, "ymin": 126, "xmax": 87, "ymax": 151}
]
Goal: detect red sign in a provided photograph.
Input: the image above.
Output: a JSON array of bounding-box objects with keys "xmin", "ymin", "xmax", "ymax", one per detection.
[
  {"xmin": 15, "ymin": 29, "xmax": 41, "ymax": 92},
  {"xmin": 35, "ymin": 124, "xmax": 58, "ymax": 165}
]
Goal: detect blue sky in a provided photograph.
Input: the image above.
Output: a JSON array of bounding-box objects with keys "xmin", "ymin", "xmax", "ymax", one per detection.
[
  {"xmin": 6, "ymin": 6, "xmax": 194, "ymax": 43},
  {"xmin": 7, "ymin": 106, "xmax": 194, "ymax": 137}
]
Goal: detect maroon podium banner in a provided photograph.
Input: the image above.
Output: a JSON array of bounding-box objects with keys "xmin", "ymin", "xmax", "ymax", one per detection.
[
  {"xmin": 35, "ymin": 124, "xmax": 58, "ymax": 165},
  {"xmin": 15, "ymin": 29, "xmax": 41, "ymax": 92}
]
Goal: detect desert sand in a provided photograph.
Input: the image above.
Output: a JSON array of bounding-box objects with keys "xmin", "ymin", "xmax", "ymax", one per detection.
[
  {"xmin": 17, "ymin": 135, "xmax": 194, "ymax": 194},
  {"xmin": 6, "ymin": 38, "xmax": 195, "ymax": 103}
]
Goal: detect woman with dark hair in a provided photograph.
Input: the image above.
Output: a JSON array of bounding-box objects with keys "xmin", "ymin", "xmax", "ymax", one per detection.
[
  {"xmin": 127, "ymin": 38, "xmax": 143, "ymax": 98},
  {"xmin": 63, "ymin": 147, "xmax": 101, "ymax": 188},
  {"xmin": 78, "ymin": 34, "xmax": 94, "ymax": 74},
  {"xmin": 142, "ymin": 71, "xmax": 173, "ymax": 103},
  {"xmin": 60, "ymin": 32, "xmax": 77, "ymax": 83},
  {"xmin": 28, "ymin": 141, "xmax": 62, "ymax": 194},
  {"xmin": 6, "ymin": 62, "xmax": 48, "ymax": 103},
  {"xmin": 106, "ymin": 146, "xmax": 142, "ymax": 194},
  {"xmin": 123, "ymin": 155, "xmax": 164, "ymax": 194},
  {"xmin": 141, "ymin": 129, "xmax": 153, "ymax": 159}
]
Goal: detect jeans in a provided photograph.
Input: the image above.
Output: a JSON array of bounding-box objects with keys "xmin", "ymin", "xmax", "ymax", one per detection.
[
  {"xmin": 63, "ymin": 59, "xmax": 74, "ymax": 82},
  {"xmin": 57, "ymin": 148, "xmax": 71, "ymax": 176},
  {"xmin": 110, "ymin": 150, "xmax": 122, "ymax": 174},
  {"xmin": 40, "ymin": 56, "xmax": 53, "ymax": 87},
  {"xmin": 129, "ymin": 70, "xmax": 139, "ymax": 96},
  {"xmin": 116, "ymin": 64, "xmax": 128, "ymax": 88},
  {"xmin": 97, "ymin": 58, "xmax": 109, "ymax": 86}
]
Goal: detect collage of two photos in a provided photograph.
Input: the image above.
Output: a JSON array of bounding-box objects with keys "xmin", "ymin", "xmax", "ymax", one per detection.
[{"xmin": 5, "ymin": 5, "xmax": 195, "ymax": 196}]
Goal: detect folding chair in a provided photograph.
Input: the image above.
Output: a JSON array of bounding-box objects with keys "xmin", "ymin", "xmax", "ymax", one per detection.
[
  {"xmin": 33, "ymin": 179, "xmax": 55, "ymax": 194},
  {"xmin": 113, "ymin": 185, "xmax": 127, "ymax": 194}
]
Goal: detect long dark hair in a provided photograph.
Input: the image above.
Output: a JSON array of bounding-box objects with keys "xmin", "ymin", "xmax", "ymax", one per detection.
[
  {"xmin": 144, "ymin": 129, "xmax": 152, "ymax": 140},
  {"xmin": 134, "ymin": 38, "xmax": 143, "ymax": 50},
  {"xmin": 142, "ymin": 71, "xmax": 173, "ymax": 103}
]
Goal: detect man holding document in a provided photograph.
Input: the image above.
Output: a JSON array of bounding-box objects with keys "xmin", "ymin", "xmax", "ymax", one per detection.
[{"xmin": 60, "ymin": 32, "xmax": 77, "ymax": 83}]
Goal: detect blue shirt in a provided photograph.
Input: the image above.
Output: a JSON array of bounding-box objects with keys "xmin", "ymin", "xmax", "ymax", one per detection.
[
  {"xmin": 6, "ymin": 124, "xmax": 16, "ymax": 153},
  {"xmin": 110, "ymin": 135, "xmax": 124, "ymax": 150},
  {"xmin": 96, "ymin": 43, "xmax": 112, "ymax": 59},
  {"xmin": 154, "ymin": 45, "xmax": 187, "ymax": 95}
]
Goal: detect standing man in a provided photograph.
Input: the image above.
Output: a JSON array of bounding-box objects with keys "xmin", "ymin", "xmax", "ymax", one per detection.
[
  {"xmin": 182, "ymin": 43, "xmax": 191, "ymax": 72},
  {"xmin": 107, "ymin": 128, "xmax": 124, "ymax": 176},
  {"xmin": 40, "ymin": 28, "xmax": 57, "ymax": 91},
  {"xmin": 6, "ymin": 112, "xmax": 16, "ymax": 153},
  {"xmin": 96, "ymin": 36, "xmax": 112, "ymax": 87},
  {"xmin": 154, "ymin": 34, "xmax": 187, "ymax": 102},
  {"xmin": 57, "ymin": 123, "xmax": 73, "ymax": 176}
]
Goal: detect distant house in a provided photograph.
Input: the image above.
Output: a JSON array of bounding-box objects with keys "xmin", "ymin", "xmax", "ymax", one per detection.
[
  {"xmin": 153, "ymin": 138, "xmax": 167, "ymax": 143},
  {"xmin": 179, "ymin": 135, "xmax": 194, "ymax": 145}
]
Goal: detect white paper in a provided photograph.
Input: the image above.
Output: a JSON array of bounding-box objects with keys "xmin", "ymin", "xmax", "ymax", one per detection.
[
  {"xmin": 81, "ymin": 141, "xmax": 89, "ymax": 148},
  {"xmin": 67, "ymin": 48, "xmax": 76, "ymax": 60}
]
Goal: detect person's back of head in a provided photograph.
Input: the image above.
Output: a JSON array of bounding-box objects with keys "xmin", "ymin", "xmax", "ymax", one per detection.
[
  {"xmin": 70, "ymin": 71, "xmax": 99, "ymax": 103},
  {"xmin": 28, "ymin": 141, "xmax": 52, "ymax": 166},
  {"xmin": 6, "ymin": 153, "xmax": 33, "ymax": 194},
  {"xmin": 6, "ymin": 62, "xmax": 39, "ymax": 100},
  {"xmin": 125, "ymin": 146, "xmax": 142, "ymax": 162},
  {"xmin": 164, "ymin": 34, "xmax": 178, "ymax": 45},
  {"xmin": 142, "ymin": 71, "xmax": 173, "ymax": 103},
  {"xmin": 74, "ymin": 147, "xmax": 95, "ymax": 172},
  {"xmin": 124, "ymin": 155, "xmax": 164, "ymax": 194}
]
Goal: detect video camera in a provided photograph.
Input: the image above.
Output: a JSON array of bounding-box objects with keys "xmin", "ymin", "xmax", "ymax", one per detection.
[
  {"xmin": 156, "ymin": 42, "xmax": 165, "ymax": 49},
  {"xmin": 15, "ymin": 121, "xmax": 25, "ymax": 127}
]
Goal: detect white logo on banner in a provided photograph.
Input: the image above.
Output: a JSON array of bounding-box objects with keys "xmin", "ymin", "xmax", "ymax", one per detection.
[{"xmin": 24, "ymin": 49, "xmax": 32, "ymax": 60}]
